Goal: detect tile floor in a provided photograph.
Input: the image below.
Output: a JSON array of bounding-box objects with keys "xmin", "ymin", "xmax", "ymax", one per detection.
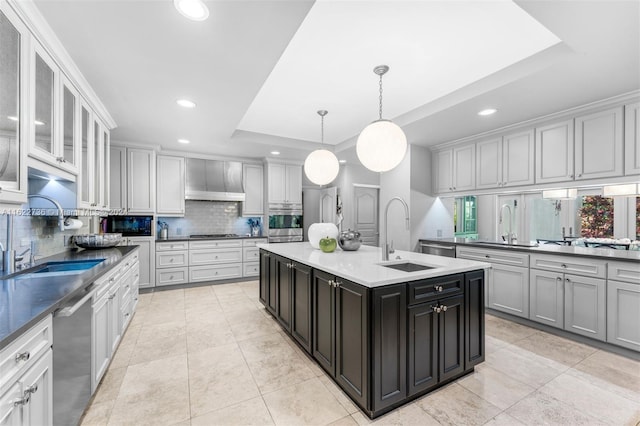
[{"xmin": 80, "ymin": 281, "xmax": 640, "ymax": 426}]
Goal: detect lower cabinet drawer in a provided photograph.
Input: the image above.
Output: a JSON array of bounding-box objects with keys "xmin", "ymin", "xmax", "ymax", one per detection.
[
  {"xmin": 190, "ymin": 263, "xmax": 243, "ymax": 282},
  {"xmin": 189, "ymin": 248, "xmax": 243, "ymax": 266},
  {"xmin": 530, "ymin": 254, "xmax": 606, "ymax": 278},
  {"xmin": 0, "ymin": 315, "xmax": 52, "ymax": 394},
  {"xmin": 156, "ymin": 267, "xmax": 189, "ymax": 286},
  {"xmin": 156, "ymin": 250, "xmax": 188, "ymax": 268},
  {"xmin": 408, "ymin": 274, "xmax": 463, "ymax": 305},
  {"xmin": 243, "ymin": 247, "xmax": 260, "ymax": 262},
  {"xmin": 243, "ymin": 262, "xmax": 259, "ymax": 277}
]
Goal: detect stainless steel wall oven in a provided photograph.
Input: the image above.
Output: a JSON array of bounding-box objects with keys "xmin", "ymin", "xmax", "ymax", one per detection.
[{"xmin": 268, "ymin": 209, "xmax": 303, "ymax": 242}]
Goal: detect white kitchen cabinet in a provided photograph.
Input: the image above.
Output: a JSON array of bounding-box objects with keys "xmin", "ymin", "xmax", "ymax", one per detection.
[
  {"xmin": 156, "ymin": 267, "xmax": 189, "ymax": 286},
  {"xmin": 564, "ymin": 273, "xmax": 606, "ymax": 341},
  {"xmin": 607, "ymin": 260, "xmax": 640, "ymax": 351},
  {"xmin": 78, "ymin": 104, "xmax": 94, "ymax": 208},
  {"xmin": 93, "ymin": 118, "xmax": 109, "ymax": 209},
  {"xmin": 91, "ymin": 278, "xmax": 117, "ymax": 390},
  {"xmin": 156, "ymin": 155, "xmax": 185, "ymax": 216},
  {"xmin": 242, "ymin": 163, "xmax": 264, "ymax": 216},
  {"xmin": 267, "ymin": 163, "xmax": 302, "ymax": 205},
  {"xmin": 433, "ymin": 145, "xmax": 475, "ymax": 193},
  {"xmin": 126, "ymin": 237, "xmax": 155, "ymax": 288},
  {"xmin": 155, "ymin": 245, "xmax": 188, "ymax": 287},
  {"xmin": 529, "ymin": 269, "xmax": 564, "ymax": 329},
  {"xmin": 109, "ymin": 146, "xmax": 126, "ymax": 211},
  {"xmin": 535, "ymin": 119, "xmax": 574, "ymax": 184},
  {"xmin": 574, "ymin": 106, "xmax": 623, "ymax": 180},
  {"xmin": 190, "ymin": 263, "xmax": 243, "ymax": 282},
  {"xmin": 0, "ymin": 5, "xmax": 28, "ymax": 206},
  {"xmin": 476, "ymin": 130, "xmax": 534, "ymax": 189},
  {"xmin": 127, "ymin": 148, "xmax": 155, "ymax": 213},
  {"xmin": 624, "ymin": 102, "xmax": 640, "ymax": 175}
]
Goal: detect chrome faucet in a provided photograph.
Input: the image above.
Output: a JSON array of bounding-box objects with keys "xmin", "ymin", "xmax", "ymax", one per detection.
[
  {"xmin": 382, "ymin": 197, "xmax": 410, "ymax": 261},
  {"xmin": 27, "ymin": 195, "xmax": 69, "ymax": 231},
  {"xmin": 499, "ymin": 203, "xmax": 517, "ymax": 244}
]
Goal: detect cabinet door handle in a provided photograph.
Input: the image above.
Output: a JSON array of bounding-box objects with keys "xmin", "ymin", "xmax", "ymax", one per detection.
[
  {"xmin": 432, "ymin": 305, "xmax": 441, "ymax": 313},
  {"xmin": 565, "ymin": 278, "xmax": 571, "ymax": 283},
  {"xmin": 15, "ymin": 351, "xmax": 30, "ymax": 362},
  {"xmin": 334, "ymin": 281, "xmax": 341, "ymax": 288},
  {"xmin": 14, "ymin": 393, "xmax": 30, "ymax": 407},
  {"xmin": 25, "ymin": 384, "xmax": 38, "ymax": 395},
  {"xmin": 556, "ymin": 277, "xmax": 562, "ymax": 282},
  {"xmin": 561, "ymin": 264, "xmax": 567, "ymax": 268},
  {"xmin": 434, "ymin": 285, "xmax": 443, "ymax": 292},
  {"xmin": 441, "ymin": 304, "xmax": 448, "ymax": 312}
]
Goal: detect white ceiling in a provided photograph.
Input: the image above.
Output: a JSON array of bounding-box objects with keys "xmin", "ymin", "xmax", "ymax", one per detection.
[{"xmin": 33, "ymin": 0, "xmax": 640, "ymax": 163}]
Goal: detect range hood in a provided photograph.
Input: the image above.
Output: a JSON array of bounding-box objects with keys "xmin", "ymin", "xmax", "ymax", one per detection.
[{"xmin": 185, "ymin": 159, "xmax": 246, "ymax": 202}]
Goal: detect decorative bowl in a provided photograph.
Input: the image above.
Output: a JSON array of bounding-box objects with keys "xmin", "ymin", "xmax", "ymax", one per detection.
[
  {"xmin": 74, "ymin": 233, "xmax": 122, "ymax": 249},
  {"xmin": 338, "ymin": 229, "xmax": 362, "ymax": 251}
]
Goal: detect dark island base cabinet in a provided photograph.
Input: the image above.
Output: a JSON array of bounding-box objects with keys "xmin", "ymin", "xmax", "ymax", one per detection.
[{"xmin": 259, "ymin": 250, "xmax": 485, "ymax": 419}]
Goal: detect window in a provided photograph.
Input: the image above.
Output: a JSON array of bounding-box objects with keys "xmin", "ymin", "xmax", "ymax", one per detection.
[
  {"xmin": 636, "ymin": 197, "xmax": 640, "ymax": 240},
  {"xmin": 578, "ymin": 195, "xmax": 614, "ymax": 238}
]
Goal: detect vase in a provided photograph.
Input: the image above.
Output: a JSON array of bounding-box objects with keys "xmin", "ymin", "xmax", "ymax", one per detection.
[{"xmin": 308, "ymin": 223, "xmax": 339, "ymax": 249}]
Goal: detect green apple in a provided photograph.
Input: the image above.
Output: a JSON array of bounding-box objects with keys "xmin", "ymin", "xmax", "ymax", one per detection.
[{"xmin": 319, "ymin": 236, "xmax": 337, "ymax": 253}]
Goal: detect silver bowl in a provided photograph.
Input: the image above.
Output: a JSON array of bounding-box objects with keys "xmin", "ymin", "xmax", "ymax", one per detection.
[
  {"xmin": 74, "ymin": 233, "xmax": 122, "ymax": 249},
  {"xmin": 338, "ymin": 229, "xmax": 362, "ymax": 251}
]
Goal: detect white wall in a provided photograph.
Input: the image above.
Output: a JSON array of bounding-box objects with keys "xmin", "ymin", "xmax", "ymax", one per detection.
[
  {"xmin": 380, "ymin": 147, "xmax": 411, "ymax": 251},
  {"xmin": 336, "ymin": 163, "xmax": 379, "ymax": 231},
  {"xmin": 302, "ymin": 188, "xmax": 321, "ymax": 241}
]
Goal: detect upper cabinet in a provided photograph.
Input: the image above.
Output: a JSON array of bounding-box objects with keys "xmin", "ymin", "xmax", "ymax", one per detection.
[
  {"xmin": 434, "ymin": 145, "xmax": 475, "ymax": 193},
  {"xmin": 110, "ymin": 146, "xmax": 155, "ymax": 214},
  {"xmin": 78, "ymin": 103, "xmax": 94, "ymax": 208},
  {"xmin": 535, "ymin": 119, "xmax": 574, "ymax": 184},
  {"xmin": 476, "ymin": 130, "xmax": 534, "ymax": 190},
  {"xmin": 267, "ymin": 163, "xmax": 302, "ymax": 206},
  {"xmin": 0, "ymin": 5, "xmax": 28, "ymax": 205},
  {"xmin": 574, "ymin": 106, "xmax": 623, "ymax": 180},
  {"xmin": 624, "ymin": 102, "xmax": 640, "ymax": 176},
  {"xmin": 156, "ymin": 155, "xmax": 185, "ymax": 216},
  {"xmin": 242, "ymin": 163, "xmax": 263, "ymax": 216}
]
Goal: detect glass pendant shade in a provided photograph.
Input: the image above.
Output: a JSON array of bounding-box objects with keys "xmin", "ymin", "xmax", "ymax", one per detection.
[
  {"xmin": 304, "ymin": 149, "xmax": 340, "ymax": 185},
  {"xmin": 357, "ymin": 119, "xmax": 407, "ymax": 172}
]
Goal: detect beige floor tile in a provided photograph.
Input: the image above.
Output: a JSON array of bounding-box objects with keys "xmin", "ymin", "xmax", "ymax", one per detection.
[
  {"xmin": 237, "ymin": 332, "xmax": 296, "ymax": 362},
  {"xmin": 416, "ymin": 383, "xmax": 502, "ymax": 426},
  {"xmin": 458, "ymin": 363, "xmax": 535, "ymax": 410},
  {"xmin": 506, "ymin": 391, "xmax": 606, "ymax": 426},
  {"xmin": 80, "ymin": 399, "xmax": 114, "ymax": 426},
  {"xmin": 484, "ymin": 412, "xmax": 526, "ymax": 426},
  {"xmin": 186, "ymin": 322, "xmax": 236, "ymax": 353},
  {"xmin": 107, "ymin": 380, "xmax": 190, "ymax": 426},
  {"xmin": 510, "ymin": 330, "xmax": 597, "ymax": 366},
  {"xmin": 129, "ymin": 333, "xmax": 187, "ymax": 366},
  {"xmin": 351, "ymin": 403, "xmax": 440, "ymax": 425},
  {"xmin": 318, "ymin": 375, "xmax": 360, "ymax": 415},
  {"xmin": 220, "ymin": 298, "xmax": 262, "ymax": 313},
  {"xmin": 185, "ymin": 303, "xmax": 227, "ymax": 324},
  {"xmin": 484, "ymin": 334, "xmax": 512, "ymax": 354},
  {"xmin": 573, "ymin": 350, "xmax": 640, "ymax": 396},
  {"xmin": 485, "ymin": 314, "xmax": 537, "ymax": 343},
  {"xmin": 262, "ymin": 377, "xmax": 349, "ymax": 426},
  {"xmin": 190, "ymin": 396, "xmax": 274, "ymax": 426},
  {"xmin": 328, "ymin": 415, "xmax": 359, "ymax": 426},
  {"xmin": 485, "ymin": 345, "xmax": 567, "ymax": 388},
  {"xmin": 119, "ymin": 354, "xmax": 188, "ymax": 396},
  {"xmin": 227, "ymin": 315, "xmax": 281, "ymax": 342},
  {"xmin": 139, "ymin": 306, "xmax": 186, "ymax": 325},
  {"xmin": 93, "ymin": 367, "xmax": 127, "ymax": 404},
  {"xmin": 539, "ymin": 372, "xmax": 640, "ymax": 425},
  {"xmin": 188, "ymin": 343, "xmax": 261, "ymax": 417},
  {"xmin": 137, "ymin": 320, "xmax": 186, "ymax": 343}
]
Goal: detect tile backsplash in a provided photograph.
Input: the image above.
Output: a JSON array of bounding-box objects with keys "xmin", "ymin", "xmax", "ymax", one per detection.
[{"xmin": 158, "ymin": 200, "xmax": 262, "ymax": 237}]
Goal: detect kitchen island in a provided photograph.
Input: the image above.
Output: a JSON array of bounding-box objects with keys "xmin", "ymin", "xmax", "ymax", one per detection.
[{"xmin": 257, "ymin": 242, "xmax": 490, "ymax": 419}]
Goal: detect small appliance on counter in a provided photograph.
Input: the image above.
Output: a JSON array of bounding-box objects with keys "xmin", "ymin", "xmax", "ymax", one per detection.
[
  {"xmin": 158, "ymin": 221, "xmax": 169, "ymax": 240},
  {"xmin": 106, "ymin": 215, "xmax": 154, "ymax": 237}
]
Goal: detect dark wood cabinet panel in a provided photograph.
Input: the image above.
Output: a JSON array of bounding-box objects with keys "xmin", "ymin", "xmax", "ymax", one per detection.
[
  {"xmin": 275, "ymin": 255, "xmax": 292, "ymax": 331},
  {"xmin": 259, "ymin": 250, "xmax": 269, "ymax": 305},
  {"xmin": 373, "ymin": 284, "xmax": 407, "ymax": 410},
  {"xmin": 291, "ymin": 262, "xmax": 312, "ymax": 353},
  {"xmin": 336, "ymin": 279, "xmax": 369, "ymax": 409},
  {"xmin": 439, "ymin": 294, "xmax": 464, "ymax": 382},
  {"xmin": 267, "ymin": 254, "xmax": 277, "ymax": 314},
  {"xmin": 409, "ymin": 273, "xmax": 464, "ymax": 305},
  {"xmin": 465, "ymin": 270, "xmax": 485, "ymax": 369},
  {"xmin": 408, "ymin": 302, "xmax": 438, "ymax": 396},
  {"xmin": 313, "ymin": 269, "xmax": 335, "ymax": 376}
]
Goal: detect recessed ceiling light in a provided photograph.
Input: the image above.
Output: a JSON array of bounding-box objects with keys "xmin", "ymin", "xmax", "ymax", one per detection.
[
  {"xmin": 176, "ymin": 99, "xmax": 196, "ymax": 108},
  {"xmin": 34, "ymin": 120, "xmax": 45, "ymax": 126},
  {"xmin": 7, "ymin": 116, "xmax": 18, "ymax": 121},
  {"xmin": 339, "ymin": 160, "xmax": 347, "ymax": 164},
  {"xmin": 178, "ymin": 139, "xmax": 190, "ymax": 144},
  {"xmin": 478, "ymin": 108, "xmax": 497, "ymax": 116},
  {"xmin": 173, "ymin": 0, "xmax": 209, "ymax": 21},
  {"xmin": 270, "ymin": 151, "xmax": 280, "ymax": 155}
]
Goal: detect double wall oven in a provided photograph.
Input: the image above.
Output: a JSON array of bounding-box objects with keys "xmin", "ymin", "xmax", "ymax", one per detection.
[{"xmin": 268, "ymin": 205, "xmax": 303, "ymax": 243}]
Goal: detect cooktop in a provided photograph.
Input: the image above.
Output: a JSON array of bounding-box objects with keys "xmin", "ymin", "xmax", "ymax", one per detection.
[{"xmin": 189, "ymin": 234, "xmax": 241, "ymax": 238}]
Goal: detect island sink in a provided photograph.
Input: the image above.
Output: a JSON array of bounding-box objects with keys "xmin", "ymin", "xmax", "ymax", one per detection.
[{"xmin": 381, "ymin": 262, "xmax": 435, "ymax": 272}]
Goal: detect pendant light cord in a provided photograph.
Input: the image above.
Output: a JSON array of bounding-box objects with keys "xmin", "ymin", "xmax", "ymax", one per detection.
[
  {"xmin": 321, "ymin": 114, "xmax": 324, "ymax": 146},
  {"xmin": 378, "ymin": 73, "xmax": 384, "ymax": 120}
]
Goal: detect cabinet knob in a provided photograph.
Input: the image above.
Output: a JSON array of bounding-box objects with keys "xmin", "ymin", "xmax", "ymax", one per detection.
[
  {"xmin": 14, "ymin": 393, "xmax": 30, "ymax": 407},
  {"xmin": 561, "ymin": 264, "xmax": 567, "ymax": 268},
  {"xmin": 25, "ymin": 384, "xmax": 38, "ymax": 395},
  {"xmin": 433, "ymin": 306, "xmax": 441, "ymax": 313},
  {"xmin": 15, "ymin": 351, "xmax": 30, "ymax": 362},
  {"xmin": 328, "ymin": 280, "xmax": 334, "ymax": 287},
  {"xmin": 485, "ymin": 255, "xmax": 490, "ymax": 259},
  {"xmin": 334, "ymin": 281, "xmax": 342, "ymax": 288},
  {"xmin": 565, "ymin": 278, "xmax": 571, "ymax": 283},
  {"xmin": 556, "ymin": 277, "xmax": 562, "ymax": 281},
  {"xmin": 569, "ymin": 174, "xmax": 574, "ymax": 178},
  {"xmin": 170, "ymin": 275, "xmax": 174, "ymax": 279},
  {"xmin": 434, "ymin": 285, "xmax": 443, "ymax": 292},
  {"xmin": 577, "ymin": 174, "xmax": 582, "ymax": 178},
  {"xmin": 441, "ymin": 305, "xmax": 448, "ymax": 312},
  {"xmin": 169, "ymin": 258, "xmax": 174, "ymax": 262}
]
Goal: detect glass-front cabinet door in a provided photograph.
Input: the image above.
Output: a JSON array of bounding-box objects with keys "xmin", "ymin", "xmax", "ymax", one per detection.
[
  {"xmin": 93, "ymin": 119, "xmax": 103, "ymax": 208},
  {"xmin": 31, "ymin": 43, "xmax": 57, "ymax": 161},
  {"xmin": 58, "ymin": 75, "xmax": 79, "ymax": 174},
  {"xmin": 102, "ymin": 124, "xmax": 110, "ymax": 209},
  {"xmin": 78, "ymin": 103, "xmax": 94, "ymax": 208},
  {"xmin": 0, "ymin": 4, "xmax": 27, "ymax": 204}
]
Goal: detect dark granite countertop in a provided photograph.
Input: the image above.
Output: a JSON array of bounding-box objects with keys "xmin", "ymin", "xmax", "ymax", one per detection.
[
  {"xmin": 0, "ymin": 246, "xmax": 138, "ymax": 349},
  {"xmin": 419, "ymin": 238, "xmax": 640, "ymax": 263},
  {"xmin": 156, "ymin": 235, "xmax": 267, "ymax": 242}
]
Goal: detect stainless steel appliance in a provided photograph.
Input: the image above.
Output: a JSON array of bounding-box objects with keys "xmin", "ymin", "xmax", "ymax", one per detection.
[
  {"xmin": 106, "ymin": 215, "xmax": 154, "ymax": 237},
  {"xmin": 185, "ymin": 159, "xmax": 245, "ymax": 201},
  {"xmin": 268, "ymin": 209, "xmax": 303, "ymax": 243},
  {"xmin": 189, "ymin": 233, "xmax": 241, "ymax": 238},
  {"xmin": 52, "ymin": 284, "xmax": 97, "ymax": 426},
  {"xmin": 419, "ymin": 241, "xmax": 457, "ymax": 258}
]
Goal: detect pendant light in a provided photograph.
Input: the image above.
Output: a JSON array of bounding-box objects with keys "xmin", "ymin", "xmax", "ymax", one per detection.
[
  {"xmin": 356, "ymin": 65, "xmax": 407, "ymax": 172},
  {"xmin": 304, "ymin": 110, "xmax": 340, "ymax": 185}
]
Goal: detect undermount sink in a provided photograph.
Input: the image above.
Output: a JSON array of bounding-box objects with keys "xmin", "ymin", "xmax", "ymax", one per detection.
[
  {"xmin": 381, "ymin": 262, "xmax": 435, "ymax": 272},
  {"xmin": 468, "ymin": 240, "xmax": 539, "ymax": 248},
  {"xmin": 13, "ymin": 259, "xmax": 105, "ymax": 280}
]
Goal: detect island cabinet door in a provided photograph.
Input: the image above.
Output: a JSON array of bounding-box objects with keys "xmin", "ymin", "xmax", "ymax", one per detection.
[
  {"xmin": 291, "ymin": 262, "xmax": 312, "ymax": 353},
  {"xmin": 438, "ymin": 294, "xmax": 465, "ymax": 382},
  {"xmin": 313, "ymin": 270, "xmax": 336, "ymax": 376},
  {"xmin": 267, "ymin": 254, "xmax": 278, "ymax": 315},
  {"xmin": 275, "ymin": 255, "xmax": 292, "ymax": 331},
  {"xmin": 372, "ymin": 284, "xmax": 407, "ymax": 411},
  {"xmin": 408, "ymin": 303, "xmax": 438, "ymax": 396},
  {"xmin": 259, "ymin": 250, "xmax": 269, "ymax": 306},
  {"xmin": 464, "ymin": 270, "xmax": 485, "ymax": 370},
  {"xmin": 335, "ymin": 278, "xmax": 369, "ymax": 410}
]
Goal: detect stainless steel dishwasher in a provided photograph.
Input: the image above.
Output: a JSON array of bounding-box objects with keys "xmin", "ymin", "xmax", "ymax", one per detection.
[
  {"xmin": 52, "ymin": 283, "xmax": 97, "ymax": 426},
  {"xmin": 419, "ymin": 241, "xmax": 457, "ymax": 258}
]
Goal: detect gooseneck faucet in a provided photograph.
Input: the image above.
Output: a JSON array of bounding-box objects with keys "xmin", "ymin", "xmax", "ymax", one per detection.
[
  {"xmin": 27, "ymin": 195, "xmax": 68, "ymax": 231},
  {"xmin": 499, "ymin": 203, "xmax": 517, "ymax": 244},
  {"xmin": 382, "ymin": 197, "xmax": 410, "ymax": 261}
]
